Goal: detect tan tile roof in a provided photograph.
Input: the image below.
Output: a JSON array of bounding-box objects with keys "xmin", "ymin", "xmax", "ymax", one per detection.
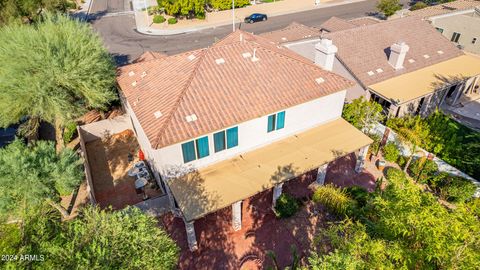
[
  {"xmin": 258, "ymin": 22, "xmax": 321, "ymax": 44},
  {"xmin": 133, "ymin": 51, "xmax": 167, "ymax": 63},
  {"xmin": 408, "ymin": 0, "xmax": 479, "ymax": 18},
  {"xmin": 369, "ymin": 54, "xmax": 480, "ymax": 103},
  {"xmin": 325, "ymin": 16, "xmax": 463, "ymax": 87},
  {"xmin": 348, "ymin": 17, "xmax": 381, "ymax": 26},
  {"xmin": 117, "ymin": 31, "xmax": 354, "ymax": 149},
  {"xmin": 319, "ymin": 17, "xmax": 358, "ymax": 32}
]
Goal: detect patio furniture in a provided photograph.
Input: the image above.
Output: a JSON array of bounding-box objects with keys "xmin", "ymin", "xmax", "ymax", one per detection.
[
  {"xmin": 377, "ymin": 159, "xmax": 386, "ymax": 171},
  {"xmin": 135, "ymin": 177, "xmax": 149, "ymax": 200}
]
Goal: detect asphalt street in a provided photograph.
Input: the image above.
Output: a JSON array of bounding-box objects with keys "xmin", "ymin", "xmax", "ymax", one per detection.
[{"xmin": 90, "ymin": 0, "xmax": 409, "ymax": 64}]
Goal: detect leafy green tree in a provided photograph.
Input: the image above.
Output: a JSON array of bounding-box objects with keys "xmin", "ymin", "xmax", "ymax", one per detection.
[
  {"xmin": 1, "ymin": 206, "xmax": 180, "ymax": 269},
  {"xmin": 0, "ymin": 139, "xmax": 83, "ymax": 220},
  {"xmin": 409, "ymin": 1, "xmax": 428, "ymax": 11},
  {"xmin": 208, "ymin": 0, "xmax": 249, "ymax": 10},
  {"xmin": 0, "ymin": 0, "xmax": 73, "ymax": 25},
  {"xmin": 342, "ymin": 97, "xmax": 384, "ymax": 133},
  {"xmin": 393, "ymin": 118, "xmax": 428, "ymax": 173},
  {"xmin": 159, "ymin": 0, "xmax": 206, "ymax": 18},
  {"xmin": 309, "ymin": 169, "xmax": 480, "ymax": 269},
  {"xmin": 0, "ymin": 13, "xmax": 117, "ymax": 151},
  {"xmin": 376, "ymin": 0, "xmax": 402, "ymax": 17},
  {"xmin": 387, "ymin": 111, "xmax": 480, "ymax": 179},
  {"xmin": 382, "ymin": 142, "xmax": 399, "ymax": 162}
]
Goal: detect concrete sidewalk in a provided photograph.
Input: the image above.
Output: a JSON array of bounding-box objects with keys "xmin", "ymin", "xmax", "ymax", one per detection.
[{"xmin": 134, "ymin": 0, "xmax": 369, "ymax": 35}]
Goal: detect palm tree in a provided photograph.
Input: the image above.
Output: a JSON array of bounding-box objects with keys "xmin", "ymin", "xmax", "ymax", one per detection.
[
  {"xmin": 0, "ymin": 13, "xmax": 116, "ymax": 151},
  {"xmin": 396, "ymin": 125, "xmax": 424, "ymax": 173}
]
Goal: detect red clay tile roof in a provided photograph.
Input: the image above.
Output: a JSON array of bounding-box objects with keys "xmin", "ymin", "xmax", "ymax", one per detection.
[
  {"xmin": 117, "ymin": 31, "xmax": 354, "ymax": 149},
  {"xmin": 324, "ymin": 16, "xmax": 463, "ymax": 86},
  {"xmin": 133, "ymin": 51, "xmax": 167, "ymax": 63},
  {"xmin": 258, "ymin": 22, "xmax": 321, "ymax": 44},
  {"xmin": 319, "ymin": 17, "xmax": 358, "ymax": 32},
  {"xmin": 408, "ymin": 0, "xmax": 479, "ymax": 18}
]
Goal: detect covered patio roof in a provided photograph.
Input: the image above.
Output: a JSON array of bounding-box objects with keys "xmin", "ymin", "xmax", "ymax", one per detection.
[
  {"xmin": 167, "ymin": 118, "xmax": 372, "ymax": 221},
  {"xmin": 368, "ymin": 54, "xmax": 480, "ymax": 104}
]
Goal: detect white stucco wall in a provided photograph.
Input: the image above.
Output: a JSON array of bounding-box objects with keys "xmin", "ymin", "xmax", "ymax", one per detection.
[{"xmin": 125, "ymin": 90, "xmax": 346, "ymax": 177}]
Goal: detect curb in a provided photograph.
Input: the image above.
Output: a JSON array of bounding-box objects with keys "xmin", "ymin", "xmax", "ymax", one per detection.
[{"xmin": 135, "ymin": 0, "xmax": 369, "ymax": 36}]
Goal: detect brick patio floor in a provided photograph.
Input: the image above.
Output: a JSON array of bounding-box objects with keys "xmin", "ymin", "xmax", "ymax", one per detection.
[{"xmin": 161, "ymin": 153, "xmax": 377, "ymax": 269}]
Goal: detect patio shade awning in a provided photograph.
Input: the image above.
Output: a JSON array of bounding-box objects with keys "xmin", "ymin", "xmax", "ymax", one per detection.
[
  {"xmin": 368, "ymin": 54, "xmax": 480, "ymax": 104},
  {"xmin": 167, "ymin": 118, "xmax": 373, "ymax": 222}
]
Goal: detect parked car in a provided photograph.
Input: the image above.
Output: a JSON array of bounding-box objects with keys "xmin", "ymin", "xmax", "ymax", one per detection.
[{"xmin": 244, "ymin": 13, "xmax": 267, "ymax": 23}]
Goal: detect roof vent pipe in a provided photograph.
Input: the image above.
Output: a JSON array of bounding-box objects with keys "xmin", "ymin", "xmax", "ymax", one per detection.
[
  {"xmin": 314, "ymin": 38, "xmax": 337, "ymax": 71},
  {"xmin": 252, "ymin": 48, "xmax": 259, "ymax": 62},
  {"xmin": 388, "ymin": 42, "xmax": 410, "ymax": 70}
]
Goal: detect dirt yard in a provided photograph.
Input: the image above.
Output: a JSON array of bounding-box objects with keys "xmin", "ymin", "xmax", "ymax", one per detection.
[{"xmin": 86, "ymin": 129, "xmax": 163, "ymax": 209}]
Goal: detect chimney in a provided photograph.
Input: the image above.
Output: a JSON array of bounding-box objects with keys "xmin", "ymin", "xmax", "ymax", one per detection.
[
  {"xmin": 388, "ymin": 42, "xmax": 410, "ymax": 70},
  {"xmin": 315, "ymin": 38, "xmax": 337, "ymax": 71}
]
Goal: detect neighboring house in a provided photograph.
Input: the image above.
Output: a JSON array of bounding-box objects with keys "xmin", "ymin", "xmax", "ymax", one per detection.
[
  {"xmin": 116, "ymin": 31, "xmax": 372, "ymax": 250},
  {"xmin": 263, "ymin": 17, "xmax": 480, "ymax": 117},
  {"xmin": 406, "ymin": 0, "xmax": 480, "ymax": 55}
]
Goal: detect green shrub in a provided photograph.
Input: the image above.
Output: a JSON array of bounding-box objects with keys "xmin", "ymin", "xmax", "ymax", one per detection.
[
  {"xmin": 344, "ymin": 186, "xmax": 369, "ymax": 208},
  {"xmin": 385, "ymin": 167, "xmax": 405, "ymax": 181},
  {"xmin": 63, "ymin": 122, "xmax": 77, "ymax": 144},
  {"xmin": 367, "ymin": 133, "xmax": 381, "ymax": 156},
  {"xmin": 313, "ymin": 184, "xmax": 353, "ymax": 216},
  {"xmin": 467, "ymin": 198, "xmax": 480, "ymax": 218},
  {"xmin": 410, "ymin": 1, "xmax": 427, "ymax": 11},
  {"xmin": 434, "ymin": 173, "xmax": 477, "ymax": 203},
  {"xmin": 153, "ymin": 15, "xmax": 165, "ymax": 24},
  {"xmin": 382, "ymin": 142, "xmax": 399, "ymax": 162},
  {"xmin": 397, "ymin": 155, "xmax": 408, "ymax": 170},
  {"xmin": 275, "ymin": 193, "xmax": 299, "ymax": 218},
  {"xmin": 196, "ymin": 12, "xmax": 206, "ymax": 19},
  {"xmin": 408, "ymin": 157, "xmax": 438, "ymax": 183},
  {"xmin": 167, "ymin": 17, "xmax": 177, "ymax": 24}
]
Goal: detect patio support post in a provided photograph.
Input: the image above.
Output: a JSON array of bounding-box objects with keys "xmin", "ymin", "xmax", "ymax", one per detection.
[
  {"xmin": 272, "ymin": 183, "xmax": 284, "ymax": 207},
  {"xmin": 184, "ymin": 220, "xmax": 198, "ymax": 251},
  {"xmin": 232, "ymin": 200, "xmax": 242, "ymax": 231},
  {"xmin": 316, "ymin": 163, "xmax": 328, "ymax": 185},
  {"xmin": 355, "ymin": 145, "xmax": 369, "ymax": 173},
  {"xmin": 452, "ymin": 83, "xmax": 465, "ymax": 105}
]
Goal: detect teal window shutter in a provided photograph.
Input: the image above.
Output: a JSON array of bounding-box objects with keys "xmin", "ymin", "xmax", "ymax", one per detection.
[
  {"xmin": 267, "ymin": 114, "xmax": 276, "ymax": 132},
  {"xmin": 181, "ymin": 141, "xmax": 196, "ymax": 163},
  {"xmin": 276, "ymin": 111, "xmax": 285, "ymax": 130},
  {"xmin": 226, "ymin": 127, "xmax": 238, "ymax": 148},
  {"xmin": 213, "ymin": 131, "xmax": 226, "ymax": 152},
  {"xmin": 196, "ymin": 136, "xmax": 210, "ymax": 159}
]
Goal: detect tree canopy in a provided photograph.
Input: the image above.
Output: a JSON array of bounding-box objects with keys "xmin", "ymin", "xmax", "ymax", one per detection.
[
  {"xmin": 0, "ymin": 13, "xmax": 117, "ymax": 149},
  {"xmin": 0, "ymin": 206, "xmax": 180, "ymax": 269},
  {"xmin": 0, "ymin": 0, "xmax": 73, "ymax": 26},
  {"xmin": 387, "ymin": 111, "xmax": 480, "ymax": 179},
  {"xmin": 0, "ymin": 139, "xmax": 83, "ymax": 221},
  {"xmin": 376, "ymin": 0, "xmax": 402, "ymax": 17},
  {"xmin": 309, "ymin": 169, "xmax": 480, "ymax": 269},
  {"xmin": 342, "ymin": 97, "xmax": 384, "ymax": 132}
]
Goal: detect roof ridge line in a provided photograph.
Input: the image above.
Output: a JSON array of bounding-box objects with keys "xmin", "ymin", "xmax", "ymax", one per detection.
[{"xmin": 152, "ymin": 49, "xmax": 209, "ymax": 148}]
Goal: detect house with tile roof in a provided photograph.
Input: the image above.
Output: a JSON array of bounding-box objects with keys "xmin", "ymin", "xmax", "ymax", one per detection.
[
  {"xmin": 265, "ymin": 17, "xmax": 480, "ymax": 117},
  {"xmin": 405, "ymin": 0, "xmax": 480, "ymax": 55},
  {"xmin": 116, "ymin": 30, "xmax": 372, "ymax": 250}
]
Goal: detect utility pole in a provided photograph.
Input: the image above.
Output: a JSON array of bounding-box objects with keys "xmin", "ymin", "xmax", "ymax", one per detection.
[{"xmin": 232, "ymin": 0, "xmax": 235, "ymax": 32}]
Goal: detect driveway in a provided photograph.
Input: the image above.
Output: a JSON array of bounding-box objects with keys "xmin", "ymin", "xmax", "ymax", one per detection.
[{"xmin": 90, "ymin": 0, "xmax": 410, "ymax": 64}]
